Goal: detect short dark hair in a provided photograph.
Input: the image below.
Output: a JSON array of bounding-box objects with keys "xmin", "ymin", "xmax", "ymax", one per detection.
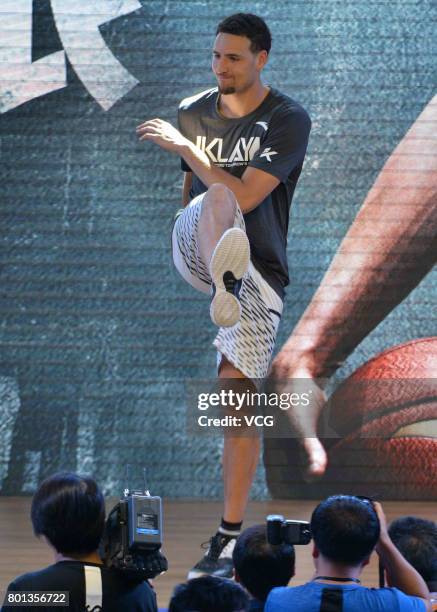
[
  {"xmin": 389, "ymin": 516, "xmax": 437, "ymax": 585},
  {"xmin": 169, "ymin": 575, "xmax": 248, "ymax": 612},
  {"xmin": 233, "ymin": 524, "xmax": 295, "ymax": 602},
  {"xmin": 311, "ymin": 495, "xmax": 380, "ymax": 566},
  {"xmin": 31, "ymin": 472, "xmax": 105, "ymax": 555},
  {"xmin": 216, "ymin": 13, "xmax": 272, "ymax": 54}
]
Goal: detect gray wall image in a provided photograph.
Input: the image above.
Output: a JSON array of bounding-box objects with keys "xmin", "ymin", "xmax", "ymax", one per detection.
[{"xmin": 0, "ymin": 0, "xmax": 435, "ymax": 496}]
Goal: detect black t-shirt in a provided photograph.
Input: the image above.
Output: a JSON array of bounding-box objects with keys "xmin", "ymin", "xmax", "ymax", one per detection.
[
  {"xmin": 2, "ymin": 561, "xmax": 157, "ymax": 612},
  {"xmin": 178, "ymin": 87, "xmax": 311, "ymax": 298}
]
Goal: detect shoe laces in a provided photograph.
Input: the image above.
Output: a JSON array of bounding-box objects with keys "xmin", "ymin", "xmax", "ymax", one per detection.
[{"xmin": 201, "ymin": 534, "xmax": 230, "ymax": 562}]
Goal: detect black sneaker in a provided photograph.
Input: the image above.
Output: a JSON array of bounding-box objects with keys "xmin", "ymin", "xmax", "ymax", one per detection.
[
  {"xmin": 209, "ymin": 228, "xmax": 250, "ymax": 328},
  {"xmin": 187, "ymin": 533, "xmax": 237, "ymax": 580}
]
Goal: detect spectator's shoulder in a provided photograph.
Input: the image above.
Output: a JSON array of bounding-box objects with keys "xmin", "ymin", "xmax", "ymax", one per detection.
[
  {"xmin": 101, "ymin": 568, "xmax": 157, "ymax": 611},
  {"xmin": 179, "ymin": 88, "xmax": 217, "ymax": 113},
  {"xmin": 102, "ymin": 567, "xmax": 155, "ymax": 595},
  {"xmin": 392, "ymin": 587, "xmax": 429, "ymax": 610},
  {"xmin": 5, "ymin": 565, "xmax": 55, "ymax": 590},
  {"xmin": 264, "ymin": 586, "xmax": 293, "ymax": 610},
  {"xmin": 372, "ymin": 587, "xmax": 428, "ymax": 611}
]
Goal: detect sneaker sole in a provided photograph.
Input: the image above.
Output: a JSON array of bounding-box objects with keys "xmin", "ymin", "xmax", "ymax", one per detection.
[
  {"xmin": 209, "ymin": 228, "xmax": 250, "ymax": 328},
  {"xmin": 187, "ymin": 567, "xmax": 235, "ymax": 580},
  {"xmin": 187, "ymin": 568, "xmax": 207, "ymax": 580}
]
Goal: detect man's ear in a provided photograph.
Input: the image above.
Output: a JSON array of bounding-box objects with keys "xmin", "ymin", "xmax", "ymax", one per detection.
[
  {"xmin": 312, "ymin": 544, "xmax": 320, "ymax": 559},
  {"xmin": 256, "ymin": 50, "xmax": 268, "ymax": 71},
  {"xmin": 361, "ymin": 556, "xmax": 371, "ymax": 569},
  {"xmin": 234, "ymin": 568, "xmax": 241, "ymax": 584}
]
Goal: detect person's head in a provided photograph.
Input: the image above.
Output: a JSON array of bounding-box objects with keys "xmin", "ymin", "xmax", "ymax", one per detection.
[
  {"xmin": 233, "ymin": 524, "xmax": 295, "ymax": 602},
  {"xmin": 389, "ymin": 516, "xmax": 437, "ymax": 590},
  {"xmin": 169, "ymin": 575, "xmax": 248, "ymax": 612},
  {"xmin": 213, "ymin": 13, "xmax": 271, "ymax": 95},
  {"xmin": 311, "ymin": 495, "xmax": 380, "ymax": 567},
  {"xmin": 31, "ymin": 472, "xmax": 105, "ymax": 557}
]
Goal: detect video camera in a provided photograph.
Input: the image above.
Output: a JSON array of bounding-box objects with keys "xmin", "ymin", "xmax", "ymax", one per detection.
[
  {"xmin": 100, "ymin": 473, "xmax": 168, "ymax": 581},
  {"xmin": 266, "ymin": 514, "xmax": 312, "ymax": 546}
]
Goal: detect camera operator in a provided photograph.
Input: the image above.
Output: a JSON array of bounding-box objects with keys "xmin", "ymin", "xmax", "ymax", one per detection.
[
  {"xmin": 232, "ymin": 524, "xmax": 295, "ymax": 611},
  {"xmin": 265, "ymin": 495, "xmax": 431, "ymax": 612},
  {"xmin": 2, "ymin": 472, "xmax": 157, "ymax": 612}
]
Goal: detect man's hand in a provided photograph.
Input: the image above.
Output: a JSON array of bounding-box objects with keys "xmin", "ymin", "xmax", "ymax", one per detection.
[
  {"xmin": 373, "ymin": 501, "xmax": 390, "ymax": 552},
  {"xmin": 136, "ymin": 118, "xmax": 189, "ymax": 152}
]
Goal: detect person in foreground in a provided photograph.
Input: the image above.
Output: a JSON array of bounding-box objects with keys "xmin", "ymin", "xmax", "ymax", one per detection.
[
  {"xmin": 168, "ymin": 575, "xmax": 248, "ymax": 612},
  {"xmin": 265, "ymin": 495, "xmax": 431, "ymax": 612},
  {"xmin": 233, "ymin": 523, "xmax": 295, "ymax": 610},
  {"xmin": 137, "ymin": 13, "xmax": 311, "ymax": 579},
  {"xmin": 2, "ymin": 472, "xmax": 157, "ymax": 612},
  {"xmin": 389, "ymin": 516, "xmax": 437, "ymax": 611}
]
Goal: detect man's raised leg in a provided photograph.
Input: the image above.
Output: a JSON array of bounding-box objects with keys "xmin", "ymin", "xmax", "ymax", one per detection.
[
  {"xmin": 198, "ymin": 184, "xmax": 250, "ymax": 328},
  {"xmin": 198, "ymin": 183, "xmax": 236, "ymax": 267}
]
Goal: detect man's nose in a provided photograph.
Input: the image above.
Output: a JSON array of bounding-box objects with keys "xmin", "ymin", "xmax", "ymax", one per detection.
[{"xmin": 215, "ymin": 58, "xmax": 229, "ymax": 73}]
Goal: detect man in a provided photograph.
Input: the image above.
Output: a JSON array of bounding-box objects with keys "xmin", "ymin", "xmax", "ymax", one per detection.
[
  {"xmin": 265, "ymin": 495, "xmax": 431, "ymax": 611},
  {"xmin": 389, "ymin": 517, "xmax": 437, "ymax": 610},
  {"xmin": 233, "ymin": 524, "xmax": 295, "ymax": 611},
  {"xmin": 2, "ymin": 472, "xmax": 157, "ymax": 612},
  {"xmin": 270, "ymin": 95, "xmax": 437, "ymax": 479},
  {"xmin": 168, "ymin": 575, "xmax": 249, "ymax": 612},
  {"xmin": 137, "ymin": 13, "xmax": 311, "ymax": 578}
]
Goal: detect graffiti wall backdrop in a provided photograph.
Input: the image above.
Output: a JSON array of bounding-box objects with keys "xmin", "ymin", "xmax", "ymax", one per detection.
[{"xmin": 1, "ymin": 0, "xmax": 435, "ymax": 496}]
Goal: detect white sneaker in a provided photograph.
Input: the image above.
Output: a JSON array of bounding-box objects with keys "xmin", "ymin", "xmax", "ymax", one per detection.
[
  {"xmin": 187, "ymin": 533, "xmax": 236, "ymax": 580},
  {"xmin": 209, "ymin": 228, "xmax": 250, "ymax": 328}
]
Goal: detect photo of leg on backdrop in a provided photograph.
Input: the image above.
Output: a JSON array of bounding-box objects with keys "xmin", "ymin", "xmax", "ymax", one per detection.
[{"xmin": 268, "ymin": 95, "xmax": 437, "ymax": 500}]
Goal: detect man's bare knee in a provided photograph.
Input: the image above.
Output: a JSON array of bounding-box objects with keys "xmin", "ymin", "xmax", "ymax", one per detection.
[
  {"xmin": 207, "ymin": 182, "xmax": 236, "ymax": 202},
  {"xmin": 202, "ymin": 183, "xmax": 237, "ymax": 219}
]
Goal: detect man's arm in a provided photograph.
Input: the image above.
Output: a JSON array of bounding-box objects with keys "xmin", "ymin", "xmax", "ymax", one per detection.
[
  {"xmin": 137, "ymin": 118, "xmax": 279, "ymax": 212},
  {"xmin": 180, "ymin": 145, "xmax": 280, "ymax": 213},
  {"xmin": 374, "ymin": 503, "xmax": 431, "ymax": 611},
  {"xmin": 182, "ymin": 171, "xmax": 193, "ymax": 206}
]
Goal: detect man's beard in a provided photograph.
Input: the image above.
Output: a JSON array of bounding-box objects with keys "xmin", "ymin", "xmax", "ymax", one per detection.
[{"xmin": 218, "ymin": 84, "xmax": 236, "ymax": 95}]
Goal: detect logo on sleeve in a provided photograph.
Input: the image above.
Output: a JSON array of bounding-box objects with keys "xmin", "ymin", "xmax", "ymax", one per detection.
[
  {"xmin": 255, "ymin": 121, "xmax": 269, "ymax": 131},
  {"xmin": 259, "ymin": 147, "xmax": 278, "ymax": 162}
]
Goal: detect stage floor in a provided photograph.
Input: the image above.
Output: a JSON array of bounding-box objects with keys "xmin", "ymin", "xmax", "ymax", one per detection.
[{"xmin": 1, "ymin": 498, "xmax": 435, "ymax": 608}]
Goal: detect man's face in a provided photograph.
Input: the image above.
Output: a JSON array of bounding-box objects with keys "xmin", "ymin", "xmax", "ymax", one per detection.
[{"xmin": 212, "ymin": 33, "xmax": 267, "ymax": 95}]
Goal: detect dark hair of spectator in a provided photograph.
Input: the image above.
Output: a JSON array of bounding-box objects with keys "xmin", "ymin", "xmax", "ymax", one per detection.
[
  {"xmin": 31, "ymin": 472, "xmax": 105, "ymax": 555},
  {"xmin": 216, "ymin": 13, "xmax": 272, "ymax": 54},
  {"xmin": 311, "ymin": 495, "xmax": 380, "ymax": 566},
  {"xmin": 233, "ymin": 524, "xmax": 295, "ymax": 602},
  {"xmin": 389, "ymin": 516, "xmax": 437, "ymax": 585},
  {"xmin": 168, "ymin": 575, "xmax": 249, "ymax": 612}
]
